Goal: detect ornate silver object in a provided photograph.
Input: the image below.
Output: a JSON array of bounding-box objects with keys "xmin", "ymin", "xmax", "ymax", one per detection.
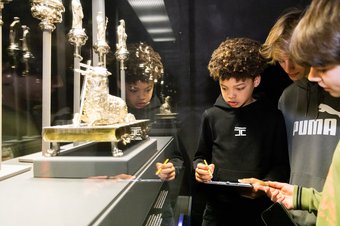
[
  {"xmin": 42, "ymin": 62, "xmax": 150, "ymax": 157},
  {"xmin": 160, "ymin": 96, "xmax": 172, "ymax": 114},
  {"xmin": 43, "ymin": 62, "xmax": 150, "ymax": 157},
  {"xmin": 93, "ymin": 12, "xmax": 110, "ymax": 66},
  {"xmin": 115, "ymin": 19, "xmax": 129, "ymax": 100},
  {"xmin": 43, "ymin": 120, "xmax": 149, "ymax": 157},
  {"xmin": 30, "ymin": 0, "xmax": 65, "ymax": 32},
  {"xmin": 22, "ymin": 25, "xmax": 34, "ymax": 75},
  {"xmin": 30, "ymin": 0, "xmax": 64, "ymax": 156},
  {"xmin": 115, "ymin": 19, "xmax": 129, "ymax": 62},
  {"xmin": 67, "ymin": 0, "xmax": 87, "ymax": 59},
  {"xmin": 8, "ymin": 17, "xmax": 20, "ymax": 69},
  {"xmin": 77, "ymin": 63, "xmax": 135, "ymax": 126}
]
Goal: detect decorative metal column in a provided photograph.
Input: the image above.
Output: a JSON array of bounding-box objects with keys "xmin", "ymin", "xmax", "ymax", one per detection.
[
  {"xmin": 30, "ymin": 0, "xmax": 65, "ymax": 156},
  {"xmin": 93, "ymin": 11, "xmax": 110, "ymax": 67},
  {"xmin": 68, "ymin": 0, "xmax": 87, "ymax": 116},
  {"xmin": 115, "ymin": 19, "xmax": 129, "ymax": 101}
]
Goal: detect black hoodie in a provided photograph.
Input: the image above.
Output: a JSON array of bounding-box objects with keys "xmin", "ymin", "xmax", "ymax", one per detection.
[{"xmin": 194, "ymin": 94, "xmax": 290, "ymax": 182}]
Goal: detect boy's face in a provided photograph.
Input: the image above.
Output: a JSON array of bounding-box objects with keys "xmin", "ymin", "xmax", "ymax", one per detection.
[
  {"xmin": 276, "ymin": 54, "xmax": 309, "ymax": 81},
  {"xmin": 126, "ymin": 80, "xmax": 154, "ymax": 109},
  {"xmin": 308, "ymin": 65, "xmax": 340, "ymax": 97},
  {"xmin": 219, "ymin": 76, "xmax": 260, "ymax": 108}
]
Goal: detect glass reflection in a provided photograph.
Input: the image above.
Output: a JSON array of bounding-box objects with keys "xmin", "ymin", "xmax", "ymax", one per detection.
[{"xmin": 124, "ymin": 42, "xmax": 163, "ymax": 121}]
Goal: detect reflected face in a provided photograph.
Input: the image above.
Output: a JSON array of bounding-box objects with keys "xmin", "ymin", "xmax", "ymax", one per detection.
[
  {"xmin": 126, "ymin": 80, "xmax": 154, "ymax": 109},
  {"xmin": 308, "ymin": 65, "xmax": 340, "ymax": 97},
  {"xmin": 277, "ymin": 56, "xmax": 309, "ymax": 81},
  {"xmin": 219, "ymin": 76, "xmax": 260, "ymax": 108}
]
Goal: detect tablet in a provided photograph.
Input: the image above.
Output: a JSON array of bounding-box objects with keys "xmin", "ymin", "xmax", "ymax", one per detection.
[
  {"xmin": 261, "ymin": 202, "xmax": 297, "ymax": 226},
  {"xmin": 207, "ymin": 180, "xmax": 252, "ymax": 188}
]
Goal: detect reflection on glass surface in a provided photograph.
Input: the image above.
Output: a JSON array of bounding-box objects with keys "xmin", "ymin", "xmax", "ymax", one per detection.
[{"xmin": 124, "ymin": 42, "xmax": 163, "ymax": 121}]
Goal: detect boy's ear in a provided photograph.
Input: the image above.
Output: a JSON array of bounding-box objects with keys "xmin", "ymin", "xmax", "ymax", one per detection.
[{"xmin": 254, "ymin": 75, "xmax": 261, "ymax": 87}]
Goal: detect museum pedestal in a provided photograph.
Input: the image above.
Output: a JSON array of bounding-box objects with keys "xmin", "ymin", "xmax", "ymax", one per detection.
[
  {"xmin": 0, "ymin": 136, "xmax": 181, "ymax": 226},
  {"xmin": 33, "ymin": 138, "xmax": 157, "ymax": 178}
]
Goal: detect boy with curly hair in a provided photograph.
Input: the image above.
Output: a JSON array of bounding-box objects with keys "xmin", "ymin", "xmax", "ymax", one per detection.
[
  {"xmin": 193, "ymin": 37, "xmax": 290, "ymax": 225},
  {"xmin": 124, "ymin": 42, "xmax": 164, "ymax": 120}
]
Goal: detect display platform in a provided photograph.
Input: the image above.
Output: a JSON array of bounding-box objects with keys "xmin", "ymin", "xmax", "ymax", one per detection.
[
  {"xmin": 42, "ymin": 119, "xmax": 149, "ymax": 142},
  {"xmin": 33, "ymin": 138, "xmax": 157, "ymax": 178},
  {"xmin": 1, "ymin": 137, "xmax": 175, "ymax": 226},
  {"xmin": 0, "ymin": 164, "xmax": 31, "ymax": 181}
]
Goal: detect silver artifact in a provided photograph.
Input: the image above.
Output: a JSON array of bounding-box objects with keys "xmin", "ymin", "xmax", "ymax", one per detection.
[
  {"xmin": 30, "ymin": 0, "xmax": 65, "ymax": 32},
  {"xmin": 43, "ymin": 63, "xmax": 149, "ymax": 157},
  {"xmin": 8, "ymin": 17, "xmax": 20, "ymax": 68},
  {"xmin": 160, "ymin": 96, "xmax": 172, "ymax": 114},
  {"xmin": 31, "ymin": 0, "xmax": 65, "ymax": 156},
  {"xmin": 22, "ymin": 25, "xmax": 34, "ymax": 75},
  {"xmin": 68, "ymin": 0, "xmax": 87, "ymax": 59},
  {"xmin": 67, "ymin": 0, "xmax": 87, "ymax": 115},
  {"xmin": 115, "ymin": 19, "xmax": 129, "ymax": 100},
  {"xmin": 93, "ymin": 11, "xmax": 110, "ymax": 66}
]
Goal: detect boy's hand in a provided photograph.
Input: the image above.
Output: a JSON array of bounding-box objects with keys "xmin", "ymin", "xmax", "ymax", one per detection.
[
  {"xmin": 240, "ymin": 178, "xmax": 294, "ymax": 209},
  {"xmin": 156, "ymin": 162, "xmax": 176, "ymax": 181},
  {"xmin": 238, "ymin": 178, "xmax": 267, "ymax": 199},
  {"xmin": 263, "ymin": 181, "xmax": 294, "ymax": 209},
  {"xmin": 195, "ymin": 162, "xmax": 215, "ymax": 183}
]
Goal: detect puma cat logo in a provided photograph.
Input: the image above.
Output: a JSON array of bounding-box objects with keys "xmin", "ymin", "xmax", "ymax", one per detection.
[{"xmin": 319, "ymin": 104, "xmax": 340, "ymax": 118}]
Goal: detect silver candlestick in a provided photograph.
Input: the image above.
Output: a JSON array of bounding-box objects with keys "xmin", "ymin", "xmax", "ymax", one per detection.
[
  {"xmin": 22, "ymin": 25, "xmax": 35, "ymax": 76},
  {"xmin": 93, "ymin": 11, "xmax": 110, "ymax": 67},
  {"xmin": 8, "ymin": 17, "xmax": 20, "ymax": 70},
  {"xmin": 115, "ymin": 19, "xmax": 129, "ymax": 100},
  {"xmin": 67, "ymin": 0, "xmax": 87, "ymax": 116},
  {"xmin": 30, "ymin": 0, "xmax": 65, "ymax": 156}
]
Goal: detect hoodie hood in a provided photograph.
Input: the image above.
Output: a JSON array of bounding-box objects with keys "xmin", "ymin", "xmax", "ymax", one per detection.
[
  {"xmin": 214, "ymin": 95, "xmax": 230, "ymax": 109},
  {"xmin": 294, "ymin": 77, "xmax": 324, "ymax": 118}
]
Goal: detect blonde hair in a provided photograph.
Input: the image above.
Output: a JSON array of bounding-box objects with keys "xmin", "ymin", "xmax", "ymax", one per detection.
[{"xmin": 260, "ymin": 8, "xmax": 303, "ymax": 64}]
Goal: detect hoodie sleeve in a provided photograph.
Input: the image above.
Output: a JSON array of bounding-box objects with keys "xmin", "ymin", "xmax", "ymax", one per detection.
[
  {"xmin": 293, "ymin": 185, "xmax": 320, "ymax": 214},
  {"xmin": 264, "ymin": 110, "xmax": 291, "ymax": 182},
  {"xmin": 193, "ymin": 110, "xmax": 213, "ymax": 169}
]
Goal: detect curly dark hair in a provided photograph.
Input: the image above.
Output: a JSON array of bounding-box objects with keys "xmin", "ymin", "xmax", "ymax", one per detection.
[
  {"xmin": 208, "ymin": 37, "xmax": 268, "ymax": 81},
  {"xmin": 125, "ymin": 42, "xmax": 164, "ymax": 83}
]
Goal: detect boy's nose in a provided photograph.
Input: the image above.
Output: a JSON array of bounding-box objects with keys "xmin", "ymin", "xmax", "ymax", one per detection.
[
  {"xmin": 283, "ymin": 59, "xmax": 295, "ymax": 73},
  {"xmin": 137, "ymin": 93, "xmax": 146, "ymax": 100},
  {"xmin": 307, "ymin": 67, "xmax": 321, "ymax": 82},
  {"xmin": 227, "ymin": 91, "xmax": 236, "ymax": 99}
]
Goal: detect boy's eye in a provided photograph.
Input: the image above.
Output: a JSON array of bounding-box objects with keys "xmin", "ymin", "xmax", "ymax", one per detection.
[
  {"xmin": 128, "ymin": 88, "xmax": 138, "ymax": 93},
  {"xmin": 236, "ymin": 87, "xmax": 245, "ymax": 91}
]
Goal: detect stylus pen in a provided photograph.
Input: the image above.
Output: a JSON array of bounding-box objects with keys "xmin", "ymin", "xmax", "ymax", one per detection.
[
  {"xmin": 204, "ymin": 159, "xmax": 213, "ymax": 177},
  {"xmin": 155, "ymin": 158, "xmax": 169, "ymax": 175}
]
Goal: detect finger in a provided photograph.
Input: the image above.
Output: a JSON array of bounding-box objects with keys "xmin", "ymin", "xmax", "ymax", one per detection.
[{"xmin": 267, "ymin": 181, "xmax": 284, "ymax": 189}]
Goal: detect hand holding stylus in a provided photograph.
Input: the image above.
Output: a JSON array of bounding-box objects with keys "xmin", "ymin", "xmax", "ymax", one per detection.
[
  {"xmin": 156, "ymin": 159, "xmax": 176, "ymax": 181},
  {"xmin": 195, "ymin": 160, "xmax": 214, "ymax": 183}
]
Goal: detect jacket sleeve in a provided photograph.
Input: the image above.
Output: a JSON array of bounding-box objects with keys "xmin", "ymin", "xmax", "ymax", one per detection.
[
  {"xmin": 193, "ymin": 110, "xmax": 213, "ymax": 169},
  {"xmin": 264, "ymin": 110, "xmax": 290, "ymax": 182},
  {"xmin": 293, "ymin": 185, "xmax": 321, "ymax": 214}
]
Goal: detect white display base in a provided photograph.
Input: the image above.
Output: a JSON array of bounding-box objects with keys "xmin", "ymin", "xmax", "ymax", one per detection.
[{"xmin": 0, "ymin": 164, "xmax": 31, "ymax": 181}]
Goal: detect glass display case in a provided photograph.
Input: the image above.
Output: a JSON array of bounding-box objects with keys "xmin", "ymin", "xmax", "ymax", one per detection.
[{"xmin": 0, "ymin": 0, "xmax": 310, "ymax": 225}]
